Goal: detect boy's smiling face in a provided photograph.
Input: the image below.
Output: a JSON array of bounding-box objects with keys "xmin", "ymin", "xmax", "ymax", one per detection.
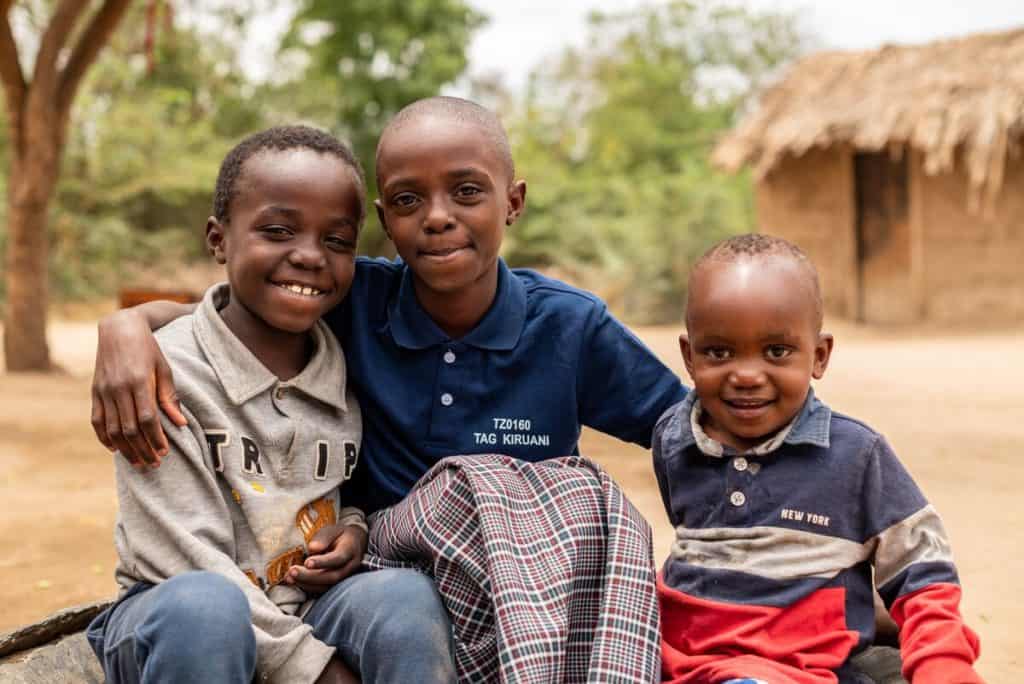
[
  {"xmin": 207, "ymin": 148, "xmax": 362, "ymax": 337},
  {"xmin": 374, "ymin": 115, "xmax": 525, "ymax": 305},
  {"xmin": 681, "ymin": 256, "xmax": 833, "ymax": 452}
]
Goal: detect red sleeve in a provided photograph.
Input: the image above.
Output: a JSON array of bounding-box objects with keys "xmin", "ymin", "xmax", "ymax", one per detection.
[{"xmin": 890, "ymin": 583, "xmax": 982, "ymax": 683}]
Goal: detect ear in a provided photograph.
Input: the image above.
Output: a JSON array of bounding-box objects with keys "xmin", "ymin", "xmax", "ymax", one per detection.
[
  {"xmin": 374, "ymin": 199, "xmax": 392, "ymax": 241},
  {"xmin": 205, "ymin": 217, "xmax": 228, "ymax": 264},
  {"xmin": 505, "ymin": 179, "xmax": 527, "ymax": 226},
  {"xmin": 812, "ymin": 332, "xmax": 834, "ymax": 379},
  {"xmin": 679, "ymin": 332, "xmax": 696, "ymax": 382}
]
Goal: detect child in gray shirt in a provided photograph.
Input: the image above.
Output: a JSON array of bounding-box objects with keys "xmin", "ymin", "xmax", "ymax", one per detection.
[{"xmin": 87, "ymin": 126, "xmax": 455, "ymax": 684}]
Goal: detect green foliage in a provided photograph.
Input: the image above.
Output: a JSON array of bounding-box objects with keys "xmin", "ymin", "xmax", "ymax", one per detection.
[
  {"xmin": 41, "ymin": 4, "xmax": 267, "ymax": 301},
  {"xmin": 0, "ymin": 0, "xmax": 805, "ymax": 320},
  {"xmin": 275, "ymin": 0, "xmax": 486, "ymax": 255},
  {"xmin": 0, "ymin": 1, "xmax": 485, "ymax": 304},
  {"xmin": 505, "ymin": 1, "xmax": 805, "ymax": 323}
]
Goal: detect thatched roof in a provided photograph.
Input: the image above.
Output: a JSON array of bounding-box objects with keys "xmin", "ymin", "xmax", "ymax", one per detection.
[{"xmin": 714, "ymin": 28, "xmax": 1024, "ymax": 207}]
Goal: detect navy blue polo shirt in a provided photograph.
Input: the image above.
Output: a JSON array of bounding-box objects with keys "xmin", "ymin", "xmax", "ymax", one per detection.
[{"xmin": 326, "ymin": 257, "xmax": 688, "ymax": 512}]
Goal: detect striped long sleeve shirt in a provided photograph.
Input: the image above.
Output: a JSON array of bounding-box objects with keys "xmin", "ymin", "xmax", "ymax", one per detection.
[{"xmin": 653, "ymin": 390, "xmax": 981, "ymax": 684}]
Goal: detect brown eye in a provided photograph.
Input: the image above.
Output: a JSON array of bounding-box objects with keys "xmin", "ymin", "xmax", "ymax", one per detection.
[
  {"xmin": 262, "ymin": 225, "xmax": 292, "ymax": 239},
  {"xmin": 454, "ymin": 184, "xmax": 483, "ymax": 201},
  {"xmin": 766, "ymin": 345, "xmax": 792, "ymax": 360},
  {"xmin": 325, "ymin": 235, "xmax": 356, "ymax": 252},
  {"xmin": 392, "ymin": 193, "xmax": 418, "ymax": 208},
  {"xmin": 705, "ymin": 347, "xmax": 732, "ymax": 361}
]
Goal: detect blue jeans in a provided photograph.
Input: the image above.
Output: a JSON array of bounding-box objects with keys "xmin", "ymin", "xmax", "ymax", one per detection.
[{"xmin": 87, "ymin": 569, "xmax": 456, "ymax": 683}]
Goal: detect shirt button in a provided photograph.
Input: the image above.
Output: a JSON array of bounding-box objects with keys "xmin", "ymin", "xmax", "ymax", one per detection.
[
  {"xmin": 443, "ymin": 350, "xmax": 456, "ymax": 364},
  {"xmin": 440, "ymin": 393, "xmax": 454, "ymax": 406},
  {"xmin": 733, "ymin": 457, "xmax": 748, "ymax": 472},
  {"xmin": 748, "ymin": 462, "xmax": 761, "ymax": 475},
  {"xmin": 730, "ymin": 491, "xmax": 746, "ymax": 507},
  {"xmin": 274, "ymin": 387, "xmax": 286, "ymax": 400}
]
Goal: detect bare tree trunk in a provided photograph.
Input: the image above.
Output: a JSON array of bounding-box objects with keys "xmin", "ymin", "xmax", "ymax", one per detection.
[
  {"xmin": 0, "ymin": 0, "xmax": 132, "ymax": 372},
  {"xmin": 4, "ymin": 151, "xmax": 59, "ymax": 371}
]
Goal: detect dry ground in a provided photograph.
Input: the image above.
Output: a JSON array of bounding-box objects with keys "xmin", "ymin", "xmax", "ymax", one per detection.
[{"xmin": 0, "ymin": 316, "xmax": 1020, "ymax": 680}]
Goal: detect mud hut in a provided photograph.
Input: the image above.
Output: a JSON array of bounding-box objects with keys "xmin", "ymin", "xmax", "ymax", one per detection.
[{"xmin": 714, "ymin": 28, "xmax": 1024, "ymax": 324}]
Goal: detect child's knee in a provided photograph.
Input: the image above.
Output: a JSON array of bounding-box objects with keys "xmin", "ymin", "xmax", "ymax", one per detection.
[
  {"xmin": 361, "ymin": 570, "xmax": 451, "ymax": 646},
  {"xmin": 147, "ymin": 572, "xmax": 252, "ymax": 645}
]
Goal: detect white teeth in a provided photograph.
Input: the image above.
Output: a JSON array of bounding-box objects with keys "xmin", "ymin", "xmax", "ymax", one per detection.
[{"xmin": 280, "ymin": 283, "xmax": 322, "ymax": 296}]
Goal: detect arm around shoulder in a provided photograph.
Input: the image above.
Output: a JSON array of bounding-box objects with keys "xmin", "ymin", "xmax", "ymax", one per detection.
[{"xmin": 92, "ymin": 302, "xmax": 195, "ymax": 464}]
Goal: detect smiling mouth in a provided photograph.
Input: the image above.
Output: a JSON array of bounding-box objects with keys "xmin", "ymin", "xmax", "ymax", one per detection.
[
  {"xmin": 273, "ymin": 281, "xmax": 330, "ymax": 297},
  {"xmin": 420, "ymin": 245, "xmax": 471, "ymax": 258},
  {"xmin": 723, "ymin": 398, "xmax": 775, "ymax": 416}
]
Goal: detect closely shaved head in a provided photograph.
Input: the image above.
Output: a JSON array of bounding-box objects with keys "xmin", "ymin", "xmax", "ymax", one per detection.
[
  {"xmin": 376, "ymin": 96, "xmax": 514, "ymax": 186},
  {"xmin": 688, "ymin": 233, "xmax": 824, "ymax": 331}
]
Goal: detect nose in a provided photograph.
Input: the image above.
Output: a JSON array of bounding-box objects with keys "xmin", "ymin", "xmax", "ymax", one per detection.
[
  {"xmin": 422, "ymin": 194, "xmax": 455, "ymax": 234},
  {"xmin": 287, "ymin": 237, "xmax": 326, "ymax": 270},
  {"xmin": 728, "ymin": 361, "xmax": 766, "ymax": 388}
]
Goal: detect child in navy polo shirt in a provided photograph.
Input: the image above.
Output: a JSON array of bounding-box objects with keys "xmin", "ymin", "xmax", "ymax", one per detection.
[{"xmin": 655, "ymin": 234, "xmax": 981, "ymax": 684}]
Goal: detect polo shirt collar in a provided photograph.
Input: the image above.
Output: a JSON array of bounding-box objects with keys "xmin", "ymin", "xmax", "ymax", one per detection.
[
  {"xmin": 193, "ymin": 283, "xmax": 349, "ymax": 411},
  {"xmin": 386, "ymin": 258, "xmax": 526, "ymax": 350},
  {"xmin": 673, "ymin": 388, "xmax": 831, "ymax": 457},
  {"xmin": 783, "ymin": 389, "xmax": 832, "ymax": 448}
]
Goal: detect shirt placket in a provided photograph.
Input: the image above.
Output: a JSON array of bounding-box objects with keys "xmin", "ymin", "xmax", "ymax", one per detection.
[
  {"xmin": 723, "ymin": 449, "xmax": 755, "ymax": 525},
  {"xmin": 429, "ymin": 342, "xmax": 474, "ymax": 444},
  {"xmin": 270, "ymin": 382, "xmax": 301, "ymax": 479}
]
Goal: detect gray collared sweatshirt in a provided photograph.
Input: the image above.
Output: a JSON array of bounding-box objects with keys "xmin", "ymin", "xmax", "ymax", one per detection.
[{"xmin": 112, "ymin": 283, "xmax": 363, "ymax": 683}]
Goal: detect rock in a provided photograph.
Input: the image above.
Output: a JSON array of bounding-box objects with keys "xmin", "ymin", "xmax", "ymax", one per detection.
[
  {"xmin": 0, "ymin": 632, "xmax": 103, "ymax": 683},
  {"xmin": 0, "ymin": 600, "xmax": 111, "ymax": 683}
]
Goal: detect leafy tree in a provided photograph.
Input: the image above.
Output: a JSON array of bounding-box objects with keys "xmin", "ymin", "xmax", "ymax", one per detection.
[
  {"xmin": 276, "ymin": 0, "xmax": 485, "ymax": 254},
  {"xmin": 505, "ymin": 0, "xmax": 807, "ymax": 323},
  {"xmin": 1, "ymin": 0, "xmax": 132, "ymax": 371},
  {"xmin": 52, "ymin": 9, "xmax": 265, "ymax": 300}
]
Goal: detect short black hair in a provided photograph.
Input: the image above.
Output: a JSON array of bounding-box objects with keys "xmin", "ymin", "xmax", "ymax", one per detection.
[
  {"xmin": 375, "ymin": 96, "xmax": 514, "ymax": 186},
  {"xmin": 691, "ymin": 233, "xmax": 824, "ymax": 330},
  {"xmin": 213, "ymin": 125, "xmax": 366, "ymax": 224}
]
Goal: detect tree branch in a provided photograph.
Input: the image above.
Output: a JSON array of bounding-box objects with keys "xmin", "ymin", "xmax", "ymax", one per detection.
[
  {"xmin": 0, "ymin": 6, "xmax": 27, "ymax": 117},
  {"xmin": 33, "ymin": 0, "xmax": 89, "ymax": 100},
  {"xmin": 57, "ymin": 0, "xmax": 132, "ymax": 114}
]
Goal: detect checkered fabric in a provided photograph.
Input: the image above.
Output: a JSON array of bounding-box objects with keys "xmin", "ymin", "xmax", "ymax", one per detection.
[{"xmin": 362, "ymin": 455, "xmax": 660, "ymax": 683}]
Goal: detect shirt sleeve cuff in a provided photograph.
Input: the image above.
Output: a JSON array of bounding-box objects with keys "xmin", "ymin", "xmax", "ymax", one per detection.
[
  {"xmin": 339, "ymin": 506, "xmax": 368, "ymax": 534},
  {"xmin": 260, "ymin": 632, "xmax": 334, "ymax": 684},
  {"xmin": 908, "ymin": 656, "xmax": 983, "ymax": 684}
]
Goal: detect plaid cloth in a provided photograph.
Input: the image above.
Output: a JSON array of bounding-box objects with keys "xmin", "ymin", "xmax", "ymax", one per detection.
[{"xmin": 362, "ymin": 455, "xmax": 660, "ymax": 683}]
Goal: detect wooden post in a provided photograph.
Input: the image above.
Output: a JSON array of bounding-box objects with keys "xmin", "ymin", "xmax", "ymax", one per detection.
[
  {"xmin": 839, "ymin": 145, "xmax": 860, "ymax": 321},
  {"xmin": 908, "ymin": 149, "xmax": 927, "ymax": 321}
]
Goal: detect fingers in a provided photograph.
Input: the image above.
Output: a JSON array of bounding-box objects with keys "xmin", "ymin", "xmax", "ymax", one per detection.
[
  {"xmin": 93, "ymin": 385, "xmax": 144, "ymax": 467},
  {"xmin": 307, "ymin": 523, "xmax": 345, "ymax": 555},
  {"xmin": 288, "ymin": 555, "xmax": 361, "ymax": 595},
  {"xmin": 287, "ymin": 526, "xmax": 366, "ymax": 594},
  {"xmin": 156, "ymin": 356, "xmax": 187, "ymax": 427},
  {"xmin": 100, "ymin": 388, "xmax": 136, "ymax": 465},
  {"xmin": 92, "ymin": 309, "xmax": 176, "ymax": 468},
  {"xmin": 135, "ymin": 383, "xmax": 168, "ymax": 461},
  {"xmin": 114, "ymin": 387, "xmax": 161, "ymax": 466},
  {"xmin": 90, "ymin": 386, "xmax": 114, "ymax": 452}
]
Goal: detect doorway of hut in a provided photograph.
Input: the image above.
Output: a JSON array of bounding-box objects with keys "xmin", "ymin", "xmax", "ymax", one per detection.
[{"xmin": 853, "ymin": 151, "xmax": 913, "ymax": 323}]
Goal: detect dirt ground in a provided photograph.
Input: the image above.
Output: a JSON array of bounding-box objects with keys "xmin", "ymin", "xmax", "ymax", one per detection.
[{"xmin": 0, "ymin": 316, "xmax": 1020, "ymax": 679}]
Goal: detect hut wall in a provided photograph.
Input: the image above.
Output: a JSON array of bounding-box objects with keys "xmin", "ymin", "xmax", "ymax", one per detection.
[
  {"xmin": 918, "ymin": 157, "xmax": 1024, "ymax": 322},
  {"xmin": 755, "ymin": 148, "xmax": 857, "ymax": 318}
]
